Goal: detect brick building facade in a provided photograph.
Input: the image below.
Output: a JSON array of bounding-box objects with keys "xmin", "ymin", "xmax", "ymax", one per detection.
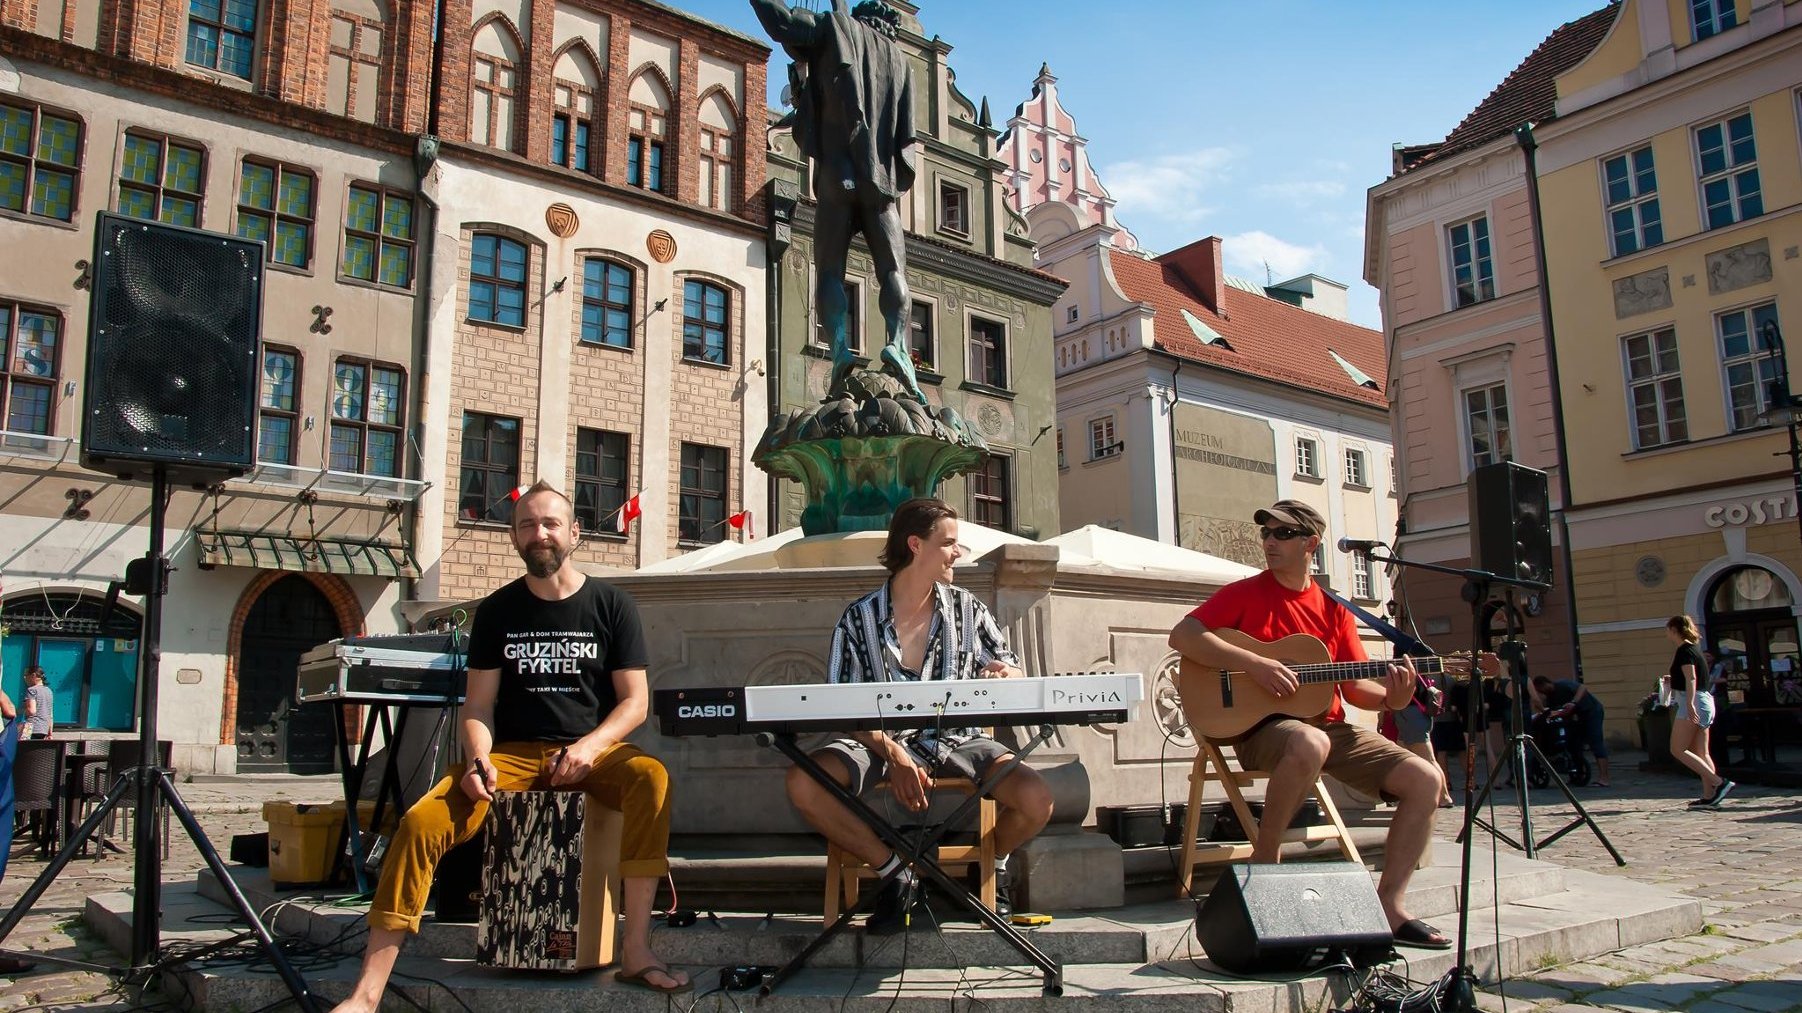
[
  {"xmin": 410, "ymin": 0, "xmax": 771, "ymax": 600},
  {"xmin": 0, "ymin": 0, "xmax": 771, "ymax": 771}
]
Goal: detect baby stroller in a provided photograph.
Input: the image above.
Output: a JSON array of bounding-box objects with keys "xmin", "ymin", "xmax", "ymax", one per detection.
[{"xmin": 1527, "ymin": 708, "xmax": 1591, "ymax": 788}]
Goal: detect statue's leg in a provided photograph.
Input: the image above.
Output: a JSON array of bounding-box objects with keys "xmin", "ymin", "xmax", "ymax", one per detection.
[
  {"xmin": 863, "ymin": 198, "xmax": 925, "ymax": 404},
  {"xmin": 813, "ymin": 193, "xmax": 859, "ymax": 393}
]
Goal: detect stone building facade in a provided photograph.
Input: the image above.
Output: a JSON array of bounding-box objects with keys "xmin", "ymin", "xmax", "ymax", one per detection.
[{"xmin": 0, "ymin": 1, "xmax": 433, "ymax": 773}]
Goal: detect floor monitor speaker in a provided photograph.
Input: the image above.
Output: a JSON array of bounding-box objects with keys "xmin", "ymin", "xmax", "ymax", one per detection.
[{"xmin": 1196, "ymin": 862, "xmax": 1394, "ymax": 974}]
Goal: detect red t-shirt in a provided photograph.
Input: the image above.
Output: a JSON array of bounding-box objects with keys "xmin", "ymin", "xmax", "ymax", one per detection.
[{"xmin": 1188, "ymin": 571, "xmax": 1366, "ymax": 724}]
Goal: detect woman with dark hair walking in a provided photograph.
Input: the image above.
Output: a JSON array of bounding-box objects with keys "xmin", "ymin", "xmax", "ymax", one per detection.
[{"xmin": 1665, "ymin": 615, "xmax": 1732, "ymax": 807}]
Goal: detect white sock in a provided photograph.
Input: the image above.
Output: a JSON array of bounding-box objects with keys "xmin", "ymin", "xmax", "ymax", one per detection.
[
  {"xmin": 994, "ymin": 854, "xmax": 1009, "ymax": 874},
  {"xmin": 876, "ymin": 853, "xmax": 903, "ymax": 878}
]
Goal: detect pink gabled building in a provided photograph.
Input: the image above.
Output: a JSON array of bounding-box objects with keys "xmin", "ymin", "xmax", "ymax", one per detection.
[
  {"xmin": 1362, "ymin": 6, "xmax": 1619, "ymax": 678},
  {"xmin": 998, "ymin": 63, "xmax": 1138, "ymax": 252}
]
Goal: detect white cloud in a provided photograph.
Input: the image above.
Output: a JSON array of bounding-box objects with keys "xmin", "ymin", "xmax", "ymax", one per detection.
[
  {"xmin": 1222, "ymin": 230, "xmax": 1330, "ymax": 282},
  {"xmin": 1252, "ymin": 179, "xmax": 1347, "ymax": 204},
  {"xmin": 1097, "ymin": 148, "xmax": 1235, "ymax": 224}
]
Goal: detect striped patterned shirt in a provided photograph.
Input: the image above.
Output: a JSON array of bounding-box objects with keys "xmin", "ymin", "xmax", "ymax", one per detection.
[{"xmin": 827, "ymin": 580, "xmax": 1018, "ymax": 766}]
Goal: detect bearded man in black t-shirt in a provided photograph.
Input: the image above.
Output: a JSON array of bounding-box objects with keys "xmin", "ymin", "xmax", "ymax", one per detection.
[{"xmin": 330, "ymin": 483, "xmax": 688, "ymax": 1012}]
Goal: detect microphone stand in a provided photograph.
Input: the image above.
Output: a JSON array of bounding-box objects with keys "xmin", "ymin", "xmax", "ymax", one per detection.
[{"xmin": 1359, "ymin": 545, "xmax": 1547, "ymax": 1013}]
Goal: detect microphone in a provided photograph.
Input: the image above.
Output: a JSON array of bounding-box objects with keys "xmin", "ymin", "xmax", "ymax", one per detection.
[{"xmin": 1337, "ymin": 537, "xmax": 1384, "ymax": 553}]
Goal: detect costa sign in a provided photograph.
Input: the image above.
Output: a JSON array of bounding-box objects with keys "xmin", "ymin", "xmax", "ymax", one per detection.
[{"xmin": 1704, "ymin": 495, "xmax": 1797, "ymax": 528}]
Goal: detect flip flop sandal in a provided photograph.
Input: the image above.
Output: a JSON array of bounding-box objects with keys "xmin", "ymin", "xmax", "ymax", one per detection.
[
  {"xmin": 616, "ymin": 964, "xmax": 693, "ymax": 994},
  {"xmin": 1392, "ymin": 918, "xmax": 1453, "ymax": 949}
]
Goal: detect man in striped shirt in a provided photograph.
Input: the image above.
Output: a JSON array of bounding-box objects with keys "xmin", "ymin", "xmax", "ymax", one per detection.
[{"xmin": 787, "ymin": 498, "xmax": 1053, "ymax": 932}]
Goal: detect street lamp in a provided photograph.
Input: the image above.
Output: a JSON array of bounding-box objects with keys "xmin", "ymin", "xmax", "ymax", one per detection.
[{"xmin": 1753, "ymin": 319, "xmax": 1802, "ymax": 545}]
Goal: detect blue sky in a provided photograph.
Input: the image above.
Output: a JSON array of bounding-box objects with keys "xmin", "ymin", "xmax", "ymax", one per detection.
[{"xmin": 678, "ymin": 0, "xmax": 1612, "ymax": 328}]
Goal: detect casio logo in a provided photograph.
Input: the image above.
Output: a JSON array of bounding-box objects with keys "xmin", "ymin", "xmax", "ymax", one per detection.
[{"xmin": 679, "ymin": 704, "xmax": 736, "ymax": 719}]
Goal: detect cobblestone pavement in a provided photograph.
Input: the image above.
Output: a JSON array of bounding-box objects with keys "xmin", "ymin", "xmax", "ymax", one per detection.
[
  {"xmin": 0, "ymin": 774, "xmax": 334, "ymax": 1011},
  {"xmin": 1454, "ymin": 760, "xmax": 1802, "ymax": 1013},
  {"xmin": 1, "ymin": 765, "xmax": 1798, "ymax": 1011}
]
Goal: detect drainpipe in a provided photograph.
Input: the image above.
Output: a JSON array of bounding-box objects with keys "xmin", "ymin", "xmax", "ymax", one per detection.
[
  {"xmin": 1515, "ymin": 123, "xmax": 1584, "ymax": 682},
  {"xmin": 1167, "ymin": 357, "xmax": 1184, "ymax": 545},
  {"xmin": 406, "ymin": 138, "xmax": 441, "ymax": 618}
]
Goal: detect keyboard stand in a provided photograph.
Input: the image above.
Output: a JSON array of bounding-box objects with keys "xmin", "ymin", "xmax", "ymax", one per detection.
[
  {"xmin": 758, "ymin": 724, "xmax": 1064, "ymax": 997},
  {"xmin": 330, "ymin": 700, "xmax": 432, "ymax": 896}
]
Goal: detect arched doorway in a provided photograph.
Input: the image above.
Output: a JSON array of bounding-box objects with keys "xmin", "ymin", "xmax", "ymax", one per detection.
[
  {"xmin": 1704, "ymin": 565, "xmax": 1801, "ymax": 708},
  {"xmin": 236, "ymin": 575, "xmax": 340, "ymax": 773},
  {"xmin": 0, "ymin": 592, "xmax": 142, "ymax": 731}
]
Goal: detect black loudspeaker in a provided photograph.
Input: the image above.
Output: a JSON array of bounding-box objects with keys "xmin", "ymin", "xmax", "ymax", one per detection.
[
  {"xmin": 1469, "ymin": 461, "xmax": 1554, "ymax": 588},
  {"xmin": 1195, "ymin": 862, "xmax": 1394, "ymax": 974},
  {"xmin": 82, "ymin": 212, "xmax": 263, "ymax": 484}
]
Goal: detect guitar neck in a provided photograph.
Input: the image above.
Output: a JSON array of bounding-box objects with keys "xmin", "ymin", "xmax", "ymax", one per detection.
[{"xmin": 1285, "ymin": 656, "xmax": 1443, "ymax": 684}]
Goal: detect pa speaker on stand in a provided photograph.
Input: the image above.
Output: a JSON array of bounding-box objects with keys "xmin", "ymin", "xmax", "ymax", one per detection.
[
  {"xmin": 82, "ymin": 212, "xmax": 263, "ymax": 486},
  {"xmin": 0, "ymin": 213, "xmax": 323, "ymax": 1012},
  {"xmin": 1468, "ymin": 461, "xmax": 1553, "ymax": 588}
]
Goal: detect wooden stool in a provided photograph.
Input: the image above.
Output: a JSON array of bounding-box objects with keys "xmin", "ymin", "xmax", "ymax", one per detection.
[
  {"xmin": 823, "ymin": 778, "xmax": 996, "ymax": 922},
  {"xmin": 477, "ymin": 791, "xmax": 622, "ymax": 971},
  {"xmin": 1176, "ymin": 740, "xmax": 1361, "ymax": 897}
]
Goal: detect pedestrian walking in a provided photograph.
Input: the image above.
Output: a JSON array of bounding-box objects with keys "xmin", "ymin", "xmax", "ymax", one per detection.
[{"xmin": 1665, "ymin": 615, "xmax": 1732, "ymax": 807}]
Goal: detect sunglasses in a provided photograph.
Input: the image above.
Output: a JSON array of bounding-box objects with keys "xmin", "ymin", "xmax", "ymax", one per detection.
[{"xmin": 1259, "ymin": 525, "xmax": 1311, "ymax": 542}]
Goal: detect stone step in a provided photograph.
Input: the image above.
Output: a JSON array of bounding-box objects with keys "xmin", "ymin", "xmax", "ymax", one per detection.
[
  {"xmin": 147, "ymin": 867, "xmax": 1702, "ymax": 1013},
  {"xmin": 147, "ymin": 840, "xmax": 1566, "ymax": 970}
]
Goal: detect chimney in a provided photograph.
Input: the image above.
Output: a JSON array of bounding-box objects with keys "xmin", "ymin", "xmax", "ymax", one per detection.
[{"xmin": 1160, "ymin": 236, "xmax": 1226, "ymax": 315}]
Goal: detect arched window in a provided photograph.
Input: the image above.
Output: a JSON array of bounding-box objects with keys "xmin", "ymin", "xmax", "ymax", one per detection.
[
  {"xmin": 697, "ymin": 90, "xmax": 737, "ymax": 211},
  {"xmin": 627, "ymin": 70, "xmax": 671, "ymax": 193},
  {"xmin": 328, "ymin": 0, "xmax": 386, "ymax": 123},
  {"xmin": 551, "ymin": 45, "xmax": 602, "ymax": 173},
  {"xmin": 470, "ymin": 20, "xmax": 523, "ymax": 153},
  {"xmin": 469, "ymin": 232, "xmax": 528, "ymax": 327},
  {"xmin": 581, "ymin": 258, "xmax": 634, "ymax": 348},
  {"xmin": 682, "ymin": 279, "xmax": 729, "ymax": 365}
]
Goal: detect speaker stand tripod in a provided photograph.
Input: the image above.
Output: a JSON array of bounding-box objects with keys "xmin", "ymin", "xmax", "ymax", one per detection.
[
  {"xmin": 1363, "ymin": 551, "xmax": 1564, "ymax": 1013},
  {"xmin": 1455, "ymin": 622, "xmax": 1624, "ymax": 865},
  {"xmin": 0, "ymin": 468, "xmax": 323, "ymax": 1013}
]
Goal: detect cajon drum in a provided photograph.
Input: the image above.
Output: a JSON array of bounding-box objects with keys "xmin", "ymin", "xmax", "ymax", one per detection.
[{"xmin": 476, "ymin": 791, "xmax": 623, "ymax": 971}]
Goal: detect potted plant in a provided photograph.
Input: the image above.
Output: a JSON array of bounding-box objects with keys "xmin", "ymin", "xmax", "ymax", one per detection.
[{"xmin": 1638, "ymin": 691, "xmax": 1674, "ymax": 765}]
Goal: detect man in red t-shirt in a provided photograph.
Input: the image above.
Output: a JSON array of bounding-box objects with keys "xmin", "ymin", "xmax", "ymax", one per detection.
[{"xmin": 1169, "ymin": 499, "xmax": 1450, "ymax": 949}]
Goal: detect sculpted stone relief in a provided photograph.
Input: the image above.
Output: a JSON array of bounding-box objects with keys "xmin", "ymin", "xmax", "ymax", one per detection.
[
  {"xmin": 1707, "ymin": 239, "xmax": 1772, "ymax": 296},
  {"xmin": 1612, "ymin": 267, "xmax": 1671, "ymax": 319}
]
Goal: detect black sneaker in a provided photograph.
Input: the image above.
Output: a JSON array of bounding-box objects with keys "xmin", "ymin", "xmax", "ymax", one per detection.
[
  {"xmin": 865, "ymin": 867, "xmax": 920, "ymax": 936},
  {"xmin": 993, "ymin": 865, "xmax": 1013, "ymax": 918},
  {"xmin": 1706, "ymin": 780, "xmax": 1736, "ymax": 806}
]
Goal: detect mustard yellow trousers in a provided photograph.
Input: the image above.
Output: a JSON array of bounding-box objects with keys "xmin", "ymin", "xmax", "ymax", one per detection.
[{"xmin": 369, "ymin": 740, "xmax": 672, "ymax": 933}]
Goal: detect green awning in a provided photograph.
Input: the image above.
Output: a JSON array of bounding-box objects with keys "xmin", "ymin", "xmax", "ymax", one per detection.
[{"xmin": 197, "ymin": 531, "xmax": 419, "ymax": 579}]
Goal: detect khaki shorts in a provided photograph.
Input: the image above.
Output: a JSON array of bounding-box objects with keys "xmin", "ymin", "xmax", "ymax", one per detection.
[{"xmin": 1234, "ymin": 718, "xmax": 1416, "ymax": 801}]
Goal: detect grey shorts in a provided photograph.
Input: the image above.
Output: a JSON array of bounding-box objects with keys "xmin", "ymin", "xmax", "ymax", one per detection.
[
  {"xmin": 815, "ymin": 736, "xmax": 1011, "ymax": 797},
  {"xmin": 1393, "ymin": 705, "xmax": 1432, "ymax": 746},
  {"xmin": 1675, "ymin": 692, "xmax": 1716, "ymax": 730}
]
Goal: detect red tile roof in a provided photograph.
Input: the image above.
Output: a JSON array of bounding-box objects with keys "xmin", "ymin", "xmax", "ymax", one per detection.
[
  {"xmin": 1105, "ymin": 249, "xmax": 1388, "ymax": 409},
  {"xmin": 1406, "ymin": 3, "xmax": 1620, "ymax": 172}
]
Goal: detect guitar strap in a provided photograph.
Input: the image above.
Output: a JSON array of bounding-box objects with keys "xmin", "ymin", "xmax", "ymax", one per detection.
[
  {"xmin": 1317, "ymin": 584, "xmax": 1448, "ymax": 716},
  {"xmin": 1318, "ymin": 585, "xmax": 1432, "ymax": 658}
]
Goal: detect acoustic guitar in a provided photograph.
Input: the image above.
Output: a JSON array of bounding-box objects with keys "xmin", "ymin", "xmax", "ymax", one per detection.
[{"xmin": 1176, "ymin": 629, "xmax": 1487, "ymax": 743}]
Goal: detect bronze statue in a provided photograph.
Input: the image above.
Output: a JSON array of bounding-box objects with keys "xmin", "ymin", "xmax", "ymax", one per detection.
[{"xmin": 750, "ymin": 0, "xmax": 925, "ymax": 403}]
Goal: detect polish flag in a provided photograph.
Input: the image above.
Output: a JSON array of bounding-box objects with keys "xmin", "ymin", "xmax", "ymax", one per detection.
[
  {"xmin": 728, "ymin": 510, "xmax": 754, "ymax": 539},
  {"xmin": 616, "ymin": 492, "xmax": 643, "ymax": 533},
  {"xmin": 508, "ymin": 484, "xmax": 531, "ymax": 502}
]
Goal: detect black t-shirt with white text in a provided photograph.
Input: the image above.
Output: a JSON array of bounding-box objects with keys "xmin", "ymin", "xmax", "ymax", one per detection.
[{"xmin": 467, "ymin": 575, "xmax": 650, "ymax": 743}]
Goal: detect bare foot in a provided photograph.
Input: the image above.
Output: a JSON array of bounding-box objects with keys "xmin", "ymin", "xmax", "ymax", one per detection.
[{"xmin": 328, "ymin": 994, "xmax": 380, "ymax": 1013}]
